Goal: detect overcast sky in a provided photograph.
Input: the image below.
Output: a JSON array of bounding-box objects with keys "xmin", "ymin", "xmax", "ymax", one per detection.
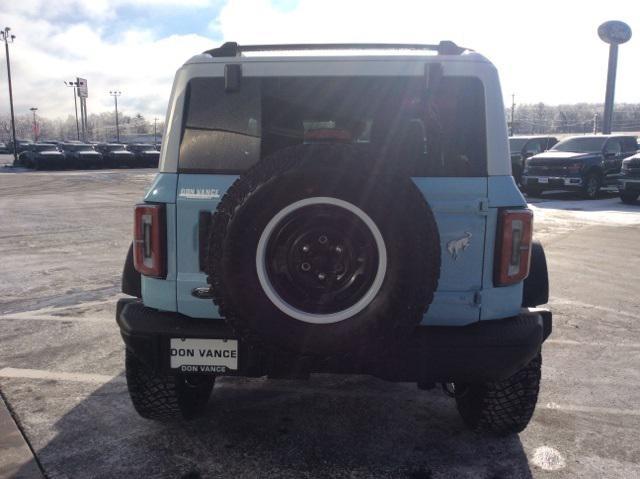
[{"xmin": 1, "ymin": 0, "xmax": 638, "ymax": 120}]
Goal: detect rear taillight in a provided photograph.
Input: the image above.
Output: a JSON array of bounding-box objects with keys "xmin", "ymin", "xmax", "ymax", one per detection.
[
  {"xmin": 133, "ymin": 204, "xmax": 166, "ymax": 278},
  {"xmin": 495, "ymin": 209, "xmax": 533, "ymax": 286}
]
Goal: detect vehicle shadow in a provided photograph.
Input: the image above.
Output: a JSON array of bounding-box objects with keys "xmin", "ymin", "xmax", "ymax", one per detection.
[{"xmin": 15, "ymin": 374, "xmax": 533, "ymax": 479}]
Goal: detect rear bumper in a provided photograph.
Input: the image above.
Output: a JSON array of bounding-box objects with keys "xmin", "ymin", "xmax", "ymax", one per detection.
[{"xmin": 116, "ymin": 298, "xmax": 552, "ymax": 383}]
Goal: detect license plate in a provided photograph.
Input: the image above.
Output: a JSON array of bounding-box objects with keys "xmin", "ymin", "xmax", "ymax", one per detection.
[
  {"xmin": 170, "ymin": 338, "xmax": 238, "ymax": 373},
  {"xmin": 538, "ymin": 177, "xmax": 549, "ymax": 184}
]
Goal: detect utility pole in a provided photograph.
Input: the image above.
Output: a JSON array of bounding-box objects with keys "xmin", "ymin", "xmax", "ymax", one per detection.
[
  {"xmin": 1, "ymin": 27, "xmax": 18, "ymax": 162},
  {"xmin": 598, "ymin": 21, "xmax": 632, "ymax": 134},
  {"xmin": 593, "ymin": 113, "xmax": 599, "ymax": 134},
  {"xmin": 30, "ymin": 107, "xmax": 38, "ymax": 142},
  {"xmin": 109, "ymin": 91, "xmax": 121, "ymax": 143},
  {"xmin": 153, "ymin": 117, "xmax": 158, "ymax": 146},
  {"xmin": 510, "ymin": 94, "xmax": 515, "ymax": 136},
  {"xmin": 64, "ymin": 80, "xmax": 81, "ymax": 140}
]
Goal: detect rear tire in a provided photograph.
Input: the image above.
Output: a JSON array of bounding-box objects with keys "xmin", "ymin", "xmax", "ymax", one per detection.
[
  {"xmin": 454, "ymin": 354, "xmax": 541, "ymax": 435},
  {"xmin": 125, "ymin": 350, "xmax": 214, "ymax": 421},
  {"xmin": 620, "ymin": 191, "xmax": 639, "ymax": 204}
]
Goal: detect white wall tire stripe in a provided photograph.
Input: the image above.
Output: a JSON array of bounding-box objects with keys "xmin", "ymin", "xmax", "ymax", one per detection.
[{"xmin": 255, "ymin": 196, "xmax": 387, "ymax": 324}]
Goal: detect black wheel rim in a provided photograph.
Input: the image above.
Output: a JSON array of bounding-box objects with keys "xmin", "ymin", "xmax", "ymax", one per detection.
[{"xmin": 264, "ymin": 204, "xmax": 380, "ymax": 315}]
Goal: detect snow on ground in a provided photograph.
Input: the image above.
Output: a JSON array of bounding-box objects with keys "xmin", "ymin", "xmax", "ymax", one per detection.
[{"xmin": 528, "ymin": 192, "xmax": 640, "ymax": 242}]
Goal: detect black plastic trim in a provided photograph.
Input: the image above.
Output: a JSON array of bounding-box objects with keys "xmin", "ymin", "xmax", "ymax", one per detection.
[
  {"xmin": 225, "ymin": 64, "xmax": 242, "ymax": 91},
  {"xmin": 121, "ymin": 243, "xmax": 141, "ymax": 298}
]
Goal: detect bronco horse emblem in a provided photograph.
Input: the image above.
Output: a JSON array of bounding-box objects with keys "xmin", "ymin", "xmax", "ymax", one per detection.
[{"xmin": 447, "ymin": 232, "xmax": 472, "ymax": 261}]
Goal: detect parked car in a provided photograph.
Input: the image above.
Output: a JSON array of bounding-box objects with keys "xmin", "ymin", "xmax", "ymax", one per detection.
[
  {"xmin": 521, "ymin": 134, "xmax": 638, "ymax": 198},
  {"xmin": 0, "ymin": 141, "xmax": 8, "ymax": 154},
  {"xmin": 126, "ymin": 143, "xmax": 160, "ymax": 168},
  {"xmin": 59, "ymin": 143, "xmax": 103, "ymax": 169},
  {"xmin": 95, "ymin": 143, "xmax": 136, "ymax": 168},
  {"xmin": 116, "ymin": 41, "xmax": 551, "ymax": 435},
  {"xmin": 509, "ymin": 136, "xmax": 558, "ymax": 184},
  {"xmin": 15, "ymin": 143, "xmax": 65, "ymax": 169},
  {"xmin": 619, "ymin": 152, "xmax": 640, "ymax": 204},
  {"xmin": 7, "ymin": 139, "xmax": 34, "ymax": 155}
]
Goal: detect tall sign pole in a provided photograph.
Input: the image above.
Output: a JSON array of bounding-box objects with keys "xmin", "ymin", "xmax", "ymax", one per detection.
[
  {"xmin": 598, "ymin": 21, "xmax": 632, "ymax": 134},
  {"xmin": 1, "ymin": 27, "xmax": 17, "ymax": 162},
  {"xmin": 65, "ymin": 80, "xmax": 81, "ymax": 140},
  {"xmin": 510, "ymin": 94, "xmax": 515, "ymax": 136},
  {"xmin": 154, "ymin": 117, "xmax": 158, "ymax": 146},
  {"xmin": 77, "ymin": 78, "xmax": 88, "ymax": 141},
  {"xmin": 30, "ymin": 107, "xmax": 38, "ymax": 142},
  {"xmin": 109, "ymin": 91, "xmax": 121, "ymax": 142}
]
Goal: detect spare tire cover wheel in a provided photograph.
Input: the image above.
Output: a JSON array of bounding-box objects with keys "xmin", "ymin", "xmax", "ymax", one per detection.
[{"xmin": 207, "ymin": 144, "xmax": 441, "ymax": 356}]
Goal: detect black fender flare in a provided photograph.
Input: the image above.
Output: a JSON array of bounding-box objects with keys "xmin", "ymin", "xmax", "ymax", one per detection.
[
  {"xmin": 122, "ymin": 243, "xmax": 141, "ymax": 298},
  {"xmin": 522, "ymin": 240, "xmax": 549, "ymax": 307}
]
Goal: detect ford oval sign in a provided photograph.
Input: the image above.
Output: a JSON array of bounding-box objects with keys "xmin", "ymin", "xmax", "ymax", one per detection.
[{"xmin": 598, "ymin": 21, "xmax": 632, "ymax": 45}]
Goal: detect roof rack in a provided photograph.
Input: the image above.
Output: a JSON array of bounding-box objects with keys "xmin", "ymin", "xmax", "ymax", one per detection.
[{"xmin": 204, "ymin": 41, "xmax": 468, "ymax": 58}]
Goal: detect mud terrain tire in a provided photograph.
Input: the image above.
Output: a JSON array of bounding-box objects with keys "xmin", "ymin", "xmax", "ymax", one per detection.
[
  {"xmin": 125, "ymin": 350, "xmax": 214, "ymax": 421},
  {"xmin": 454, "ymin": 354, "xmax": 542, "ymax": 435}
]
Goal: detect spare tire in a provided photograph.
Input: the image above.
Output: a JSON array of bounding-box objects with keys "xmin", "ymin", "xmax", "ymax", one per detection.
[{"xmin": 207, "ymin": 144, "xmax": 440, "ymax": 357}]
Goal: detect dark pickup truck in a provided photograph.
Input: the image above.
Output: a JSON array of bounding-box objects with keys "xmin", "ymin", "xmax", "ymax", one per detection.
[
  {"xmin": 15, "ymin": 143, "xmax": 65, "ymax": 169},
  {"xmin": 125, "ymin": 143, "xmax": 160, "ymax": 168},
  {"xmin": 521, "ymin": 135, "xmax": 638, "ymax": 199},
  {"xmin": 59, "ymin": 143, "xmax": 104, "ymax": 169},
  {"xmin": 619, "ymin": 152, "xmax": 640, "ymax": 204},
  {"xmin": 95, "ymin": 143, "xmax": 136, "ymax": 168},
  {"xmin": 509, "ymin": 136, "xmax": 558, "ymax": 184}
]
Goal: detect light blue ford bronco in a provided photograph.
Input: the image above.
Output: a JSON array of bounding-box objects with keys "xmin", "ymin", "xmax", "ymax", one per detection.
[{"xmin": 117, "ymin": 41, "xmax": 552, "ymax": 435}]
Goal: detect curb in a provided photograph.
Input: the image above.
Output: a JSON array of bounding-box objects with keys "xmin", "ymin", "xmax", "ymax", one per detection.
[{"xmin": 0, "ymin": 392, "xmax": 44, "ymax": 479}]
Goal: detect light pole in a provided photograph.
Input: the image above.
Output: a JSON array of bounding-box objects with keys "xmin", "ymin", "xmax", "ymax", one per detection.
[
  {"xmin": 1, "ymin": 27, "xmax": 18, "ymax": 162},
  {"xmin": 64, "ymin": 80, "xmax": 81, "ymax": 140},
  {"xmin": 510, "ymin": 94, "xmax": 516, "ymax": 136},
  {"xmin": 153, "ymin": 117, "xmax": 158, "ymax": 146},
  {"xmin": 29, "ymin": 107, "xmax": 38, "ymax": 142},
  {"xmin": 109, "ymin": 90, "xmax": 121, "ymax": 143}
]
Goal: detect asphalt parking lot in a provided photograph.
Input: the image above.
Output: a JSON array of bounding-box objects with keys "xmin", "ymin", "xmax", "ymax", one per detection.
[{"xmin": 1, "ymin": 154, "xmax": 639, "ymax": 478}]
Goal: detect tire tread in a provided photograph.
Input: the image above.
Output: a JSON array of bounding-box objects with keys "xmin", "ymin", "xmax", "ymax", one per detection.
[
  {"xmin": 125, "ymin": 350, "xmax": 213, "ymax": 421},
  {"xmin": 455, "ymin": 354, "xmax": 541, "ymax": 435}
]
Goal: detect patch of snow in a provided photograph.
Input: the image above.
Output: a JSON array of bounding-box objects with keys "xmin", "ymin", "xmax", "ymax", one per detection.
[
  {"xmin": 530, "ymin": 197, "xmax": 640, "ymax": 227},
  {"xmin": 531, "ymin": 446, "xmax": 566, "ymax": 471}
]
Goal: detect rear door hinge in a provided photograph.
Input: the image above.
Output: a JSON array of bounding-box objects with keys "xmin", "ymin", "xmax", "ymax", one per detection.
[
  {"xmin": 478, "ymin": 199, "xmax": 489, "ymax": 215},
  {"xmin": 473, "ymin": 291, "xmax": 482, "ymax": 307}
]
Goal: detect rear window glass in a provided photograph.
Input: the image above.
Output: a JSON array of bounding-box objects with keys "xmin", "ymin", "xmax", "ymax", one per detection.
[
  {"xmin": 179, "ymin": 75, "xmax": 486, "ymax": 176},
  {"xmin": 33, "ymin": 144, "xmax": 56, "ymax": 152},
  {"xmin": 551, "ymin": 137, "xmax": 606, "ymax": 153}
]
